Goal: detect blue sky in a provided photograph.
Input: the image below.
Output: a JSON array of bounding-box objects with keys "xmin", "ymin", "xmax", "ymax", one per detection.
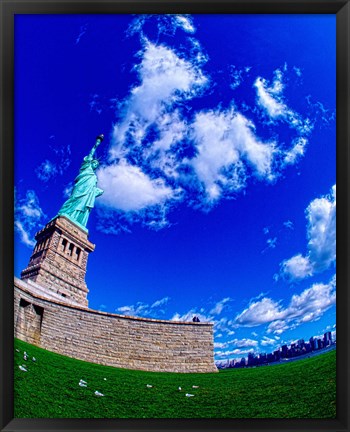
[{"xmin": 14, "ymin": 14, "xmax": 336, "ymax": 363}]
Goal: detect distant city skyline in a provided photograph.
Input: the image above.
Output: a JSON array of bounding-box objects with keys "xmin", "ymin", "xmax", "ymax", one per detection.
[
  {"xmin": 216, "ymin": 330, "xmax": 336, "ymax": 368},
  {"xmin": 15, "ymin": 14, "xmax": 336, "ymax": 361}
]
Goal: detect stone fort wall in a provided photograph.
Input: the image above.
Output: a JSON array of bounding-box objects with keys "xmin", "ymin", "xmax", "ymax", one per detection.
[{"xmin": 14, "ymin": 277, "xmax": 217, "ymax": 373}]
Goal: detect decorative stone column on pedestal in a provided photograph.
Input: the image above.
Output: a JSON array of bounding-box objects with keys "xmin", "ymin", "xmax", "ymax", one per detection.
[{"xmin": 20, "ymin": 215, "xmax": 95, "ymax": 307}]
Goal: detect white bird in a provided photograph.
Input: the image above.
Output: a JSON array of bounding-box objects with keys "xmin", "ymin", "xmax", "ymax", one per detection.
[
  {"xmin": 103, "ymin": 378, "xmax": 107, "ymax": 381},
  {"xmin": 185, "ymin": 393, "xmax": 194, "ymax": 397},
  {"xmin": 79, "ymin": 382, "xmax": 87, "ymax": 387},
  {"xmin": 79, "ymin": 379, "xmax": 87, "ymax": 384},
  {"xmin": 23, "ymin": 354, "xmax": 28, "ymax": 361},
  {"xmin": 146, "ymin": 384, "xmax": 153, "ymax": 388},
  {"xmin": 32, "ymin": 357, "xmax": 36, "ymax": 362},
  {"xmin": 94, "ymin": 391, "xmax": 104, "ymax": 397},
  {"xmin": 178, "ymin": 387, "xmax": 182, "ymax": 391},
  {"xmin": 192, "ymin": 385, "xmax": 199, "ymax": 388},
  {"xmin": 19, "ymin": 365, "xmax": 27, "ymax": 372},
  {"xmin": 16, "ymin": 349, "xmax": 20, "ymax": 353}
]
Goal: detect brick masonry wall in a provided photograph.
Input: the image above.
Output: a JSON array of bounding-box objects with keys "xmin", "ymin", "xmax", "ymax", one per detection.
[{"xmin": 14, "ymin": 278, "xmax": 218, "ymax": 373}]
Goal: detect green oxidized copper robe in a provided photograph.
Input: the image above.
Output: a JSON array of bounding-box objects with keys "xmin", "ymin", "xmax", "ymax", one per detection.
[{"xmin": 58, "ymin": 137, "xmax": 104, "ymax": 228}]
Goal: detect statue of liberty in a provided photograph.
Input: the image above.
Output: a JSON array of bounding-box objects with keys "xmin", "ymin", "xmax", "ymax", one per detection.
[{"xmin": 57, "ymin": 134, "xmax": 104, "ymax": 229}]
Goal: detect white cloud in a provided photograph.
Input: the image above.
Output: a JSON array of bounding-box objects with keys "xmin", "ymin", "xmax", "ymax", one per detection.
[
  {"xmin": 15, "ymin": 190, "xmax": 46, "ymax": 248},
  {"xmin": 266, "ymin": 320, "xmax": 290, "ymax": 335},
  {"xmin": 171, "ymin": 309, "xmax": 213, "ymax": 323},
  {"xmin": 307, "ymin": 185, "xmax": 336, "ymax": 271},
  {"xmin": 235, "ymin": 298, "xmax": 284, "ymax": 327},
  {"xmin": 97, "ymin": 161, "xmax": 175, "ymax": 212},
  {"xmin": 111, "ymin": 40, "xmax": 207, "ymax": 156},
  {"xmin": 280, "ymin": 185, "xmax": 336, "ymax": 280},
  {"xmin": 261, "ymin": 336, "xmax": 278, "ymax": 346},
  {"xmin": 254, "ymin": 72, "xmax": 286, "ymax": 119},
  {"xmin": 214, "ymin": 317, "xmax": 235, "ymax": 335},
  {"xmin": 190, "ymin": 108, "xmax": 276, "ymax": 202},
  {"xmin": 96, "ymin": 27, "xmax": 321, "ymax": 233},
  {"xmin": 215, "ymin": 348, "xmax": 255, "ymax": 359},
  {"xmin": 236, "ymin": 275, "xmax": 336, "ymax": 334},
  {"xmin": 254, "ymin": 65, "xmax": 313, "ymax": 140},
  {"xmin": 214, "ymin": 342, "xmax": 228, "ymax": 349},
  {"xmin": 254, "ymin": 68, "xmax": 312, "ymax": 135},
  {"xmin": 286, "ymin": 277, "xmax": 336, "ymax": 322},
  {"xmin": 232, "ymin": 338, "xmax": 259, "ymax": 348},
  {"xmin": 14, "ymin": 221, "xmax": 35, "ymax": 248},
  {"xmin": 280, "ymin": 254, "xmax": 313, "ymax": 280},
  {"xmin": 151, "ymin": 111, "xmax": 187, "ymax": 153},
  {"xmin": 174, "ymin": 15, "xmax": 196, "ymax": 33}
]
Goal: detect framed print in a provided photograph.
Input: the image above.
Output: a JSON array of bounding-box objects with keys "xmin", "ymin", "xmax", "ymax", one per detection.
[{"xmin": 1, "ymin": 0, "xmax": 349, "ymax": 431}]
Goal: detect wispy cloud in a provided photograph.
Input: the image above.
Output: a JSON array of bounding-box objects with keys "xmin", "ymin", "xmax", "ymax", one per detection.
[
  {"xmin": 89, "ymin": 94, "xmax": 103, "ymax": 115},
  {"xmin": 115, "ymin": 296, "xmax": 171, "ymax": 318},
  {"xmin": 36, "ymin": 143, "xmax": 71, "ymax": 183},
  {"xmin": 283, "ymin": 137, "xmax": 308, "ymax": 165},
  {"xmin": 209, "ymin": 297, "xmax": 232, "ymax": 315},
  {"xmin": 230, "ymin": 65, "xmax": 251, "ymax": 89},
  {"xmin": 262, "ymin": 237, "xmax": 277, "ymax": 254},
  {"xmin": 36, "ymin": 160, "xmax": 58, "ymax": 182},
  {"xmin": 254, "ymin": 68, "xmax": 312, "ymax": 135},
  {"xmin": 75, "ymin": 24, "xmax": 88, "ymax": 45},
  {"xmin": 127, "ymin": 14, "xmax": 196, "ymax": 38},
  {"xmin": 215, "ymin": 348, "xmax": 255, "ymax": 359},
  {"xmin": 15, "ymin": 189, "xmax": 46, "ymax": 247},
  {"xmin": 283, "ymin": 220, "xmax": 294, "ymax": 230},
  {"xmin": 261, "ymin": 336, "xmax": 279, "ymax": 347}
]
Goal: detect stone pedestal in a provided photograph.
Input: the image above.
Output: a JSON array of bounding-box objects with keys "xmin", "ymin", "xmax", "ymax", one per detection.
[{"xmin": 20, "ymin": 216, "xmax": 95, "ymax": 307}]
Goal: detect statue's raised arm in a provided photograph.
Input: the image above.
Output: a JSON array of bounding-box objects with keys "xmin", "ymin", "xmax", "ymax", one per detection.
[
  {"xmin": 85, "ymin": 134, "xmax": 103, "ymax": 161},
  {"xmin": 57, "ymin": 134, "xmax": 104, "ymax": 230}
]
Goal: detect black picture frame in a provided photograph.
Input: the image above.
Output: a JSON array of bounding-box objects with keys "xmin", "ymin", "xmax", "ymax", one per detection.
[{"xmin": 1, "ymin": 0, "xmax": 349, "ymax": 431}]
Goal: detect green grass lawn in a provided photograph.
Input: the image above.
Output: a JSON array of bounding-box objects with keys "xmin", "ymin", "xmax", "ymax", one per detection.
[{"xmin": 14, "ymin": 338, "xmax": 336, "ymax": 418}]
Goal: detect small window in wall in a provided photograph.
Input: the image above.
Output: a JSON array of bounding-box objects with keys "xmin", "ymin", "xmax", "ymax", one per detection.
[
  {"xmin": 61, "ymin": 239, "xmax": 68, "ymax": 252},
  {"xmin": 68, "ymin": 243, "xmax": 74, "ymax": 256},
  {"xmin": 75, "ymin": 247, "xmax": 81, "ymax": 261},
  {"xmin": 19, "ymin": 298, "xmax": 30, "ymax": 308}
]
